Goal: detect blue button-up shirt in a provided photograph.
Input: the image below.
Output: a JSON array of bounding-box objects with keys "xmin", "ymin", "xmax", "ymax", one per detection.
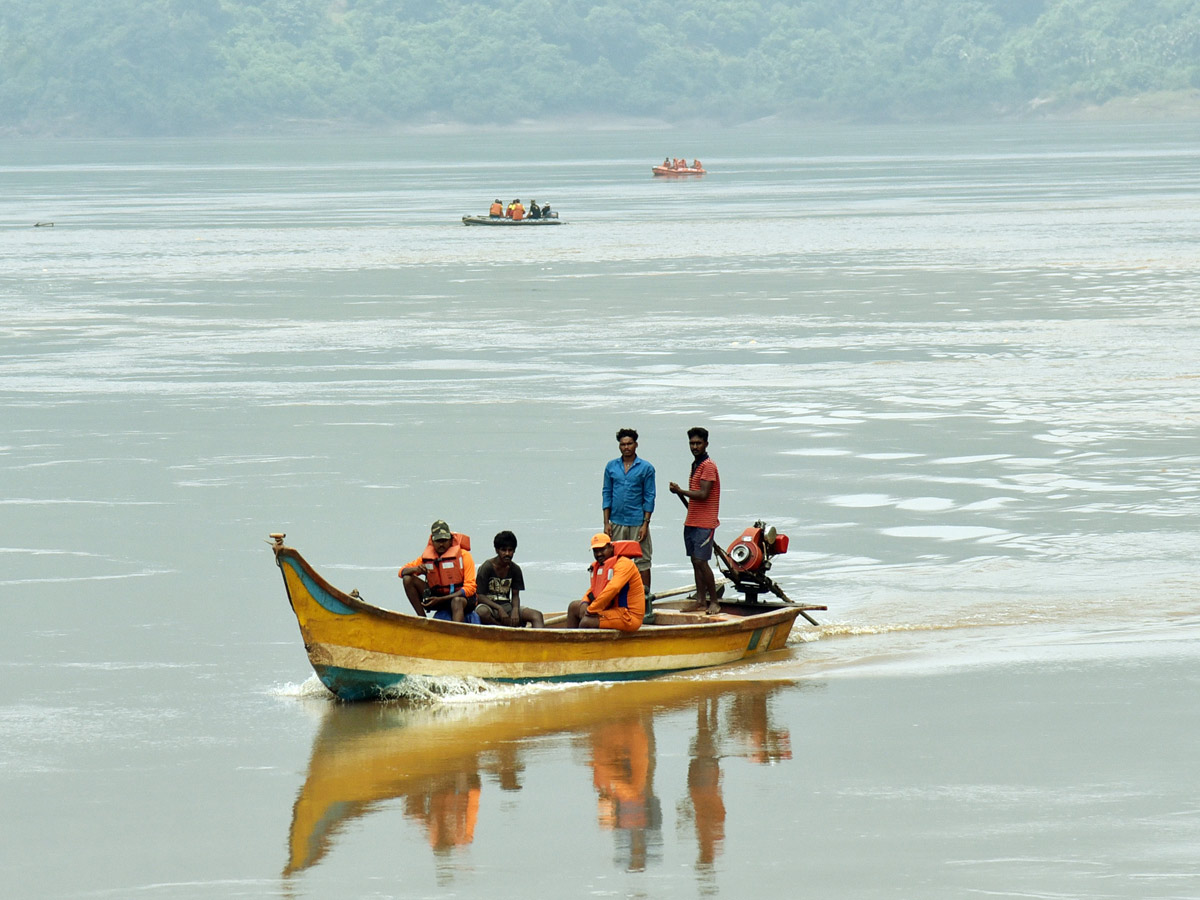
[{"xmin": 602, "ymin": 456, "xmax": 656, "ymax": 527}]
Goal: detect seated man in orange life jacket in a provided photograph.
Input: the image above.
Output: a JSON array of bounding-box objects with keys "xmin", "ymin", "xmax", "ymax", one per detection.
[
  {"xmin": 399, "ymin": 519, "xmax": 478, "ymax": 623},
  {"xmin": 566, "ymin": 533, "xmax": 645, "ymax": 631}
]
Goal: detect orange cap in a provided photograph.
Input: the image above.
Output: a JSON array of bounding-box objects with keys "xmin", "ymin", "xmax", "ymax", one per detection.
[{"xmin": 590, "ymin": 533, "xmax": 612, "ymax": 549}]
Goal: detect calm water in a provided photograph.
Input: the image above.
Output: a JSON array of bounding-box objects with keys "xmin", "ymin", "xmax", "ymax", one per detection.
[{"xmin": 2, "ymin": 123, "xmax": 1199, "ymax": 898}]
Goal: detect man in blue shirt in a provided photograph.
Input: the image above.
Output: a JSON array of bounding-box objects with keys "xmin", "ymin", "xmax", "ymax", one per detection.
[{"xmin": 602, "ymin": 428, "xmax": 656, "ymax": 594}]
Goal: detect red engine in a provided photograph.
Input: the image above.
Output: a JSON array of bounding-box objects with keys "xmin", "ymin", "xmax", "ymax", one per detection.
[
  {"xmin": 724, "ymin": 524, "xmax": 788, "ymax": 573},
  {"xmin": 716, "ymin": 521, "xmax": 790, "ymax": 603}
]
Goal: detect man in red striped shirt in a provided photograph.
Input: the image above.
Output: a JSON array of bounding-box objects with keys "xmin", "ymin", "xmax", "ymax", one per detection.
[{"xmin": 669, "ymin": 427, "xmax": 722, "ymax": 615}]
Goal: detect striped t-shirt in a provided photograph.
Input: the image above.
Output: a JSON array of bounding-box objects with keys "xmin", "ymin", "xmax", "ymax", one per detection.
[{"xmin": 684, "ymin": 456, "xmax": 720, "ymax": 529}]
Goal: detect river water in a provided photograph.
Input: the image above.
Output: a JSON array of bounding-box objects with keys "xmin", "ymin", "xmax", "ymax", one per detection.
[{"xmin": 2, "ymin": 123, "xmax": 1199, "ymax": 899}]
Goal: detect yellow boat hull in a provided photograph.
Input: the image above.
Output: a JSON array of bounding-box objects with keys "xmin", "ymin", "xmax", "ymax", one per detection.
[{"xmin": 273, "ymin": 542, "xmax": 803, "ymax": 700}]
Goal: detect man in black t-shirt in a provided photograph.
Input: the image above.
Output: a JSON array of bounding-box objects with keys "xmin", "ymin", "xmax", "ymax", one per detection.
[{"xmin": 475, "ymin": 531, "xmax": 544, "ymax": 628}]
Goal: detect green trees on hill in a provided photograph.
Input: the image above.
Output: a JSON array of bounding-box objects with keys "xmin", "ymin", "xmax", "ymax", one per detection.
[{"xmin": 2, "ymin": 0, "xmax": 1198, "ymax": 134}]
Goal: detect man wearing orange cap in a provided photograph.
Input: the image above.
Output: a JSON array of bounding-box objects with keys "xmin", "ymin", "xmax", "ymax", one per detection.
[{"xmin": 566, "ymin": 533, "xmax": 645, "ymax": 631}]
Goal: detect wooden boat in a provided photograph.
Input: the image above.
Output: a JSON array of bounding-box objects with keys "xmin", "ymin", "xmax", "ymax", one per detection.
[
  {"xmin": 652, "ymin": 165, "xmax": 705, "ymax": 177},
  {"xmin": 462, "ymin": 214, "xmax": 563, "ymax": 226},
  {"xmin": 271, "ymin": 534, "xmax": 815, "ymax": 700}
]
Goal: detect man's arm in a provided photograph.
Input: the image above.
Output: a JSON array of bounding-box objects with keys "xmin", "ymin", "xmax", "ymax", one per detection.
[
  {"xmin": 670, "ymin": 483, "xmax": 689, "ymax": 508},
  {"xmin": 473, "ymin": 561, "xmax": 498, "ymax": 614},
  {"xmin": 602, "ymin": 462, "xmax": 614, "ymax": 531},
  {"xmin": 639, "ymin": 466, "xmax": 656, "ymax": 540},
  {"xmin": 508, "ymin": 564, "xmax": 525, "ymax": 626},
  {"xmin": 461, "ymin": 552, "xmax": 476, "ymax": 598},
  {"xmin": 669, "ymin": 479, "xmax": 712, "ymax": 503}
]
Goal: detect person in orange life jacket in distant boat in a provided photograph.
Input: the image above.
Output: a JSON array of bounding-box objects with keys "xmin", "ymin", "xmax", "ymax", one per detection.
[
  {"xmin": 489, "ymin": 199, "xmax": 504, "ymax": 217},
  {"xmin": 566, "ymin": 533, "xmax": 645, "ymax": 631},
  {"xmin": 669, "ymin": 427, "xmax": 721, "ymax": 615},
  {"xmin": 399, "ymin": 520, "xmax": 478, "ymax": 622},
  {"xmin": 510, "ymin": 199, "xmax": 526, "ymax": 221}
]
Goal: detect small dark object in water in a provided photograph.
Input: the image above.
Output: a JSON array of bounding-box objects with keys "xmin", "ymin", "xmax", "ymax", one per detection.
[{"xmin": 34, "ymin": 222, "xmax": 54, "ymax": 227}]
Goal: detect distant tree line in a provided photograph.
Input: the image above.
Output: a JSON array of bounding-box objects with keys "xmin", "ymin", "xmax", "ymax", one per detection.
[{"xmin": 2, "ymin": 0, "xmax": 1198, "ymax": 134}]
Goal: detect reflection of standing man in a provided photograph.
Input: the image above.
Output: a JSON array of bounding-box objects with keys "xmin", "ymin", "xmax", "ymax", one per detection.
[
  {"xmin": 602, "ymin": 428, "xmax": 656, "ymax": 594},
  {"xmin": 731, "ymin": 687, "xmax": 793, "ymax": 764},
  {"xmin": 668, "ymin": 427, "xmax": 721, "ymax": 615},
  {"xmin": 687, "ymin": 697, "xmax": 725, "ymax": 867}
]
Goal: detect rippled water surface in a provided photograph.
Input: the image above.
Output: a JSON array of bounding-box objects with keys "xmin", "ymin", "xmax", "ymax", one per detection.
[{"xmin": 2, "ymin": 124, "xmax": 1199, "ymax": 898}]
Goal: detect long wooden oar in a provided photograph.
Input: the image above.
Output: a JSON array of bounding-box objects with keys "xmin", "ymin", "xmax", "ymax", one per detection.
[
  {"xmin": 767, "ymin": 582, "xmax": 822, "ymax": 625},
  {"xmin": 646, "ymin": 579, "xmax": 729, "ymax": 604}
]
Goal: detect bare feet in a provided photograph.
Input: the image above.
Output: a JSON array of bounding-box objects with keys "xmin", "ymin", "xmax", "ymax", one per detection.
[{"xmin": 706, "ymin": 601, "xmax": 722, "ymax": 616}]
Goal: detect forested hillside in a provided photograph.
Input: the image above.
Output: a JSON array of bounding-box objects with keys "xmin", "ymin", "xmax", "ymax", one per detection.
[{"xmin": 2, "ymin": 0, "xmax": 1198, "ymax": 135}]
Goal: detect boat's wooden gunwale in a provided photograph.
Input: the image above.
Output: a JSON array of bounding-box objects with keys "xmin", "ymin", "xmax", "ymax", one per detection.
[{"xmin": 277, "ymin": 545, "xmax": 800, "ymax": 643}]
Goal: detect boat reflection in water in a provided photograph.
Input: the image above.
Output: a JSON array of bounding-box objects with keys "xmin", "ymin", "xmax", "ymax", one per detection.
[{"xmin": 283, "ymin": 678, "xmax": 795, "ymax": 878}]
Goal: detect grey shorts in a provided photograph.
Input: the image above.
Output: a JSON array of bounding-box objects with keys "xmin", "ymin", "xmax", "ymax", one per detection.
[{"xmin": 609, "ymin": 523, "xmax": 651, "ymax": 571}]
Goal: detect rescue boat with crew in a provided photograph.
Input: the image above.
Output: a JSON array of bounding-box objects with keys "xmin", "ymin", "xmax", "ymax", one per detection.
[
  {"xmin": 462, "ymin": 214, "xmax": 563, "ymax": 226},
  {"xmin": 652, "ymin": 164, "xmax": 706, "ymax": 176},
  {"xmin": 270, "ymin": 521, "xmax": 822, "ymax": 700}
]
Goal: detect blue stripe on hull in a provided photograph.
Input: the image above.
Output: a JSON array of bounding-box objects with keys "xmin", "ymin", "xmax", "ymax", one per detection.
[
  {"xmin": 315, "ymin": 665, "xmax": 408, "ymax": 701},
  {"xmin": 313, "ymin": 663, "xmax": 699, "ymax": 701},
  {"xmin": 282, "ymin": 557, "xmax": 357, "ymax": 616}
]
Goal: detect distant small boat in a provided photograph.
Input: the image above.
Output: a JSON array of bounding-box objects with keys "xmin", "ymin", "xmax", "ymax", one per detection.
[
  {"xmin": 462, "ymin": 214, "xmax": 563, "ymax": 226},
  {"xmin": 652, "ymin": 165, "xmax": 705, "ymax": 177}
]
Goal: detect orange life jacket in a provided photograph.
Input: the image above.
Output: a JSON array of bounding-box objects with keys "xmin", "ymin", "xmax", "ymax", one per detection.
[
  {"xmin": 489, "ymin": 201, "xmax": 503, "ymax": 216},
  {"xmin": 420, "ymin": 534, "xmax": 472, "ymax": 594},
  {"xmin": 511, "ymin": 204, "xmax": 525, "ymax": 221},
  {"xmin": 589, "ymin": 541, "xmax": 642, "ymax": 607}
]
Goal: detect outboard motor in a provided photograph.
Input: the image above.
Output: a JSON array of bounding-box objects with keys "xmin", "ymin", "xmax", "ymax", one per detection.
[{"xmin": 716, "ymin": 520, "xmax": 790, "ymax": 604}]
